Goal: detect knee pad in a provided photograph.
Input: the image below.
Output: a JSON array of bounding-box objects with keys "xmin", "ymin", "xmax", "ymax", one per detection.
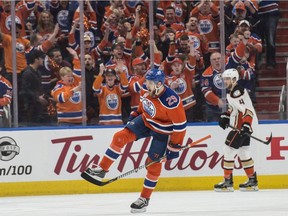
[
  {"xmin": 146, "ymin": 157, "xmax": 162, "ymax": 177},
  {"xmin": 237, "ymin": 146, "xmax": 251, "ymax": 161},
  {"xmin": 223, "ymin": 145, "xmax": 238, "ymax": 161},
  {"xmin": 111, "ymin": 128, "xmax": 137, "ymax": 150}
]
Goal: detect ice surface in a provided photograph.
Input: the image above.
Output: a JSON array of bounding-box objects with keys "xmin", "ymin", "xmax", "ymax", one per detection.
[{"xmin": 1, "ymin": 189, "xmax": 288, "ymax": 216}]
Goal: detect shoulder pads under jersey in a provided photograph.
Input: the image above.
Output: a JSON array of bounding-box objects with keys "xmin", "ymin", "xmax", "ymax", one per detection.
[
  {"xmin": 159, "ymin": 87, "xmax": 180, "ymax": 109},
  {"xmin": 230, "ymin": 84, "xmax": 244, "ymax": 98}
]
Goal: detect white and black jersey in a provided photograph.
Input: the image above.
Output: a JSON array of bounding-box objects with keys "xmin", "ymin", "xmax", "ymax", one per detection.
[{"xmin": 227, "ymin": 84, "xmax": 258, "ymax": 131}]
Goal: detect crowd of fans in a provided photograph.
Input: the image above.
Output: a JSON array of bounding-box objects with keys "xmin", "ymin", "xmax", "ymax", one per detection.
[{"xmin": 0, "ymin": 0, "xmax": 280, "ymax": 127}]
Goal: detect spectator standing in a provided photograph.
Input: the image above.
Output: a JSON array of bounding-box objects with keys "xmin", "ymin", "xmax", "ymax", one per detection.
[
  {"xmin": 93, "ymin": 61, "xmax": 128, "ymax": 125},
  {"xmin": 257, "ymin": 0, "xmax": 279, "ymax": 69},
  {"xmin": 19, "ymin": 49, "xmax": 50, "ymax": 126},
  {"xmin": 51, "ymin": 47, "xmax": 83, "ymax": 126},
  {"xmin": 200, "ymin": 52, "xmax": 225, "ymax": 122}
]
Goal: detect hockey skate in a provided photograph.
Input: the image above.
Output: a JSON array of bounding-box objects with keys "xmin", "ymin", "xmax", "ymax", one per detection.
[
  {"xmin": 214, "ymin": 174, "xmax": 234, "ymax": 192},
  {"xmin": 130, "ymin": 197, "xmax": 150, "ymax": 213},
  {"xmin": 239, "ymin": 172, "xmax": 259, "ymax": 191}
]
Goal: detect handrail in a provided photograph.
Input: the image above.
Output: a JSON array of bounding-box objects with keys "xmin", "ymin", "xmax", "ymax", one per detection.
[{"xmin": 279, "ymin": 85, "xmax": 285, "ymax": 112}]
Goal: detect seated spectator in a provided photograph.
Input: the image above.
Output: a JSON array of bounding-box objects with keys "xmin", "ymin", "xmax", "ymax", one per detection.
[
  {"xmin": 51, "ymin": 47, "xmax": 83, "ymax": 126},
  {"xmin": 92, "ymin": 60, "xmax": 128, "ymax": 125},
  {"xmin": 19, "ymin": 49, "xmax": 50, "ymax": 126}
]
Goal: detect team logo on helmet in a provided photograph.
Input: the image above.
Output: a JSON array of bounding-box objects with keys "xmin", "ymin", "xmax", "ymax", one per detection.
[
  {"xmin": 142, "ymin": 98, "xmax": 156, "ymax": 117},
  {"xmin": 198, "ymin": 19, "xmax": 213, "ymax": 34},
  {"xmin": 106, "ymin": 94, "xmax": 119, "ymax": 110},
  {"xmin": 170, "ymin": 78, "xmax": 187, "ymax": 95},
  {"xmin": 0, "ymin": 137, "xmax": 20, "ymax": 161}
]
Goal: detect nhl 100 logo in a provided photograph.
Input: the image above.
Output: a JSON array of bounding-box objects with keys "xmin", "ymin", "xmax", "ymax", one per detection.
[
  {"xmin": 0, "ymin": 136, "xmax": 20, "ymax": 161},
  {"xmin": 0, "ymin": 136, "xmax": 32, "ymax": 176}
]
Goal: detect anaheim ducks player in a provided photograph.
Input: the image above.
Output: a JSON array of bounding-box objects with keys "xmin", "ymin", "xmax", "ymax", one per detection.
[
  {"xmin": 214, "ymin": 68, "xmax": 258, "ymax": 192},
  {"xmin": 83, "ymin": 68, "xmax": 187, "ymax": 213}
]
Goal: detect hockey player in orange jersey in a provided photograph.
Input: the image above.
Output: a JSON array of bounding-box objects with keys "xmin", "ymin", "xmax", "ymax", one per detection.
[{"xmin": 83, "ymin": 68, "xmax": 187, "ymax": 213}]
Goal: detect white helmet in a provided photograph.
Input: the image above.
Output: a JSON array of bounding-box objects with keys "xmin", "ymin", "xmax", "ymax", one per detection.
[{"xmin": 222, "ymin": 68, "xmax": 239, "ymax": 82}]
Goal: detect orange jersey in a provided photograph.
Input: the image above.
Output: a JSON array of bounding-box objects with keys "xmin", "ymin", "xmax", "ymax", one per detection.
[
  {"xmin": 191, "ymin": 5, "xmax": 220, "ymax": 52},
  {"xmin": 93, "ymin": 73, "xmax": 128, "ymax": 125},
  {"xmin": 0, "ymin": 1, "xmax": 35, "ymax": 37},
  {"xmin": 166, "ymin": 59, "xmax": 196, "ymax": 110},
  {"xmin": 51, "ymin": 59, "xmax": 82, "ymax": 124},
  {"xmin": 156, "ymin": 1, "xmax": 188, "ymax": 23},
  {"xmin": 138, "ymin": 86, "xmax": 187, "ymax": 145},
  {"xmin": 0, "ymin": 34, "xmax": 31, "ymax": 73}
]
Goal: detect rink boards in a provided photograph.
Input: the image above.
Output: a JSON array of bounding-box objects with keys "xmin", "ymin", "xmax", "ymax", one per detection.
[{"xmin": 0, "ymin": 123, "xmax": 288, "ymax": 196}]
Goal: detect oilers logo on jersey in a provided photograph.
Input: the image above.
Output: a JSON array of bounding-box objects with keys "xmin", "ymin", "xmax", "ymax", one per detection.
[
  {"xmin": 142, "ymin": 98, "xmax": 156, "ymax": 118},
  {"xmin": 70, "ymin": 91, "xmax": 81, "ymax": 104},
  {"xmin": 106, "ymin": 93, "xmax": 119, "ymax": 110},
  {"xmin": 198, "ymin": 19, "xmax": 213, "ymax": 34},
  {"xmin": 170, "ymin": 78, "xmax": 187, "ymax": 95},
  {"xmin": 57, "ymin": 10, "xmax": 69, "ymax": 27},
  {"xmin": 213, "ymin": 74, "xmax": 225, "ymax": 90},
  {"xmin": 188, "ymin": 35, "xmax": 200, "ymax": 49}
]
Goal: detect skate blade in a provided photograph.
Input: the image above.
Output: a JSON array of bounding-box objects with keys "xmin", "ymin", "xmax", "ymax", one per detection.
[
  {"xmin": 214, "ymin": 187, "xmax": 234, "ymax": 192},
  {"xmin": 239, "ymin": 186, "xmax": 259, "ymax": 191},
  {"xmin": 130, "ymin": 207, "xmax": 147, "ymax": 213}
]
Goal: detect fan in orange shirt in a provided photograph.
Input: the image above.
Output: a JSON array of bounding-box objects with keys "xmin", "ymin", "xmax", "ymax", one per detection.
[{"xmin": 93, "ymin": 60, "xmax": 129, "ymax": 125}]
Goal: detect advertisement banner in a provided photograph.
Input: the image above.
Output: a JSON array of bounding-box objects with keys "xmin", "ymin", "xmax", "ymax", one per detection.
[{"xmin": 0, "ymin": 124, "xmax": 288, "ymax": 183}]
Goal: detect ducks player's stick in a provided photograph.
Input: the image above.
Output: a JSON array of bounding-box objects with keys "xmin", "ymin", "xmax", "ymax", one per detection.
[
  {"xmin": 228, "ymin": 125, "xmax": 272, "ymax": 145},
  {"xmin": 81, "ymin": 134, "xmax": 212, "ymax": 186}
]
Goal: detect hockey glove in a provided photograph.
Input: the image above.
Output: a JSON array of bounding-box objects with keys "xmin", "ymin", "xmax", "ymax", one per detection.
[
  {"xmin": 240, "ymin": 123, "xmax": 252, "ymax": 136},
  {"xmin": 166, "ymin": 142, "xmax": 182, "ymax": 161},
  {"xmin": 219, "ymin": 112, "xmax": 230, "ymax": 130},
  {"xmin": 128, "ymin": 110, "xmax": 140, "ymax": 122}
]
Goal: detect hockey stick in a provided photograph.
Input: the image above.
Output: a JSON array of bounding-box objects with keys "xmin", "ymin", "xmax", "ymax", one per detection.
[
  {"xmin": 81, "ymin": 134, "xmax": 212, "ymax": 186},
  {"xmin": 228, "ymin": 125, "xmax": 272, "ymax": 145}
]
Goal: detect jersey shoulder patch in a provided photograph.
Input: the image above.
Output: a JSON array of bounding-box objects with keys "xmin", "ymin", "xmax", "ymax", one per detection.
[
  {"xmin": 159, "ymin": 87, "xmax": 181, "ymax": 109},
  {"xmin": 230, "ymin": 84, "xmax": 244, "ymax": 98}
]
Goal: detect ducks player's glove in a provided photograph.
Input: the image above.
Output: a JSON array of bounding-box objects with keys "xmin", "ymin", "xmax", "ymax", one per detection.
[
  {"xmin": 240, "ymin": 123, "xmax": 252, "ymax": 136},
  {"xmin": 166, "ymin": 142, "xmax": 182, "ymax": 161},
  {"xmin": 219, "ymin": 112, "xmax": 230, "ymax": 130}
]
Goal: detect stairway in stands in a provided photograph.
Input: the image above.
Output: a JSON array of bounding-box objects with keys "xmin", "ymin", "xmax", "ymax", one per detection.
[{"xmin": 256, "ymin": 0, "xmax": 288, "ymax": 120}]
